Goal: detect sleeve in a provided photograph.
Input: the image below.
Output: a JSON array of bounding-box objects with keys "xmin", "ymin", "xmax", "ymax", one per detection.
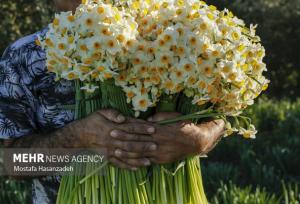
[{"xmin": 0, "ymin": 47, "xmax": 37, "ymax": 139}]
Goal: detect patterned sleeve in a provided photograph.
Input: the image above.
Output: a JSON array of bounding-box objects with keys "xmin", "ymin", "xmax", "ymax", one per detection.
[{"xmin": 0, "ymin": 47, "xmax": 37, "ymax": 139}]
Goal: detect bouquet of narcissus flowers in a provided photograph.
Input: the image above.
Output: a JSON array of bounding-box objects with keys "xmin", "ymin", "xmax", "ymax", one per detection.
[{"xmin": 38, "ymin": 0, "xmax": 269, "ymax": 203}]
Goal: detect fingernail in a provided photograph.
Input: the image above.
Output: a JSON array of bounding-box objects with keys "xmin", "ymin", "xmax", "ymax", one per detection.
[
  {"xmin": 144, "ymin": 159, "xmax": 151, "ymax": 166},
  {"xmin": 150, "ymin": 144, "xmax": 157, "ymax": 151},
  {"xmin": 147, "ymin": 127, "xmax": 155, "ymax": 133},
  {"xmin": 117, "ymin": 115, "xmax": 125, "ymax": 122},
  {"xmin": 115, "ymin": 149, "xmax": 122, "ymax": 157},
  {"xmin": 110, "ymin": 130, "xmax": 118, "ymax": 138}
]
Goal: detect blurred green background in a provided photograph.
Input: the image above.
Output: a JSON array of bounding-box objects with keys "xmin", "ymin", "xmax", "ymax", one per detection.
[{"xmin": 0, "ymin": 0, "xmax": 299, "ymax": 203}]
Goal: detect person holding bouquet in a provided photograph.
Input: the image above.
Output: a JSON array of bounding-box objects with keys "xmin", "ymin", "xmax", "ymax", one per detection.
[{"xmin": 0, "ymin": 0, "xmax": 225, "ymax": 203}]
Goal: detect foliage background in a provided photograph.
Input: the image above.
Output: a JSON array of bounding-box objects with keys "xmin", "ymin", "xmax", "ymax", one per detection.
[{"xmin": 0, "ymin": 0, "xmax": 299, "ymax": 203}]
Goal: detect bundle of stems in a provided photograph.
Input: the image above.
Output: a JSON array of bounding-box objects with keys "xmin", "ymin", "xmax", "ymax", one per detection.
[{"xmin": 56, "ymin": 80, "xmax": 211, "ymax": 204}]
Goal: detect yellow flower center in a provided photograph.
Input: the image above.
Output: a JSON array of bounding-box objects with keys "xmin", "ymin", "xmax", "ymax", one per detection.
[
  {"xmin": 192, "ymin": 3, "xmax": 200, "ymax": 10},
  {"xmin": 207, "ymin": 13, "xmax": 214, "ymax": 20},
  {"xmin": 91, "ymin": 72, "xmax": 99, "ymax": 79},
  {"xmin": 137, "ymin": 44, "xmax": 145, "ymax": 51},
  {"xmin": 86, "ymin": 18, "xmax": 93, "ymax": 27},
  {"xmin": 164, "ymin": 34, "xmax": 172, "ymax": 42},
  {"xmin": 141, "ymin": 18, "xmax": 148, "ymax": 26},
  {"xmin": 104, "ymin": 73, "xmax": 113, "ymax": 79},
  {"xmin": 139, "ymin": 99, "xmax": 147, "ymax": 108},
  {"xmin": 176, "ymin": 71, "xmax": 183, "ymax": 78},
  {"xmin": 202, "ymin": 44, "xmax": 209, "ymax": 51},
  {"xmin": 60, "ymin": 58, "xmax": 69, "ymax": 65},
  {"xmin": 140, "ymin": 66, "xmax": 147, "ymax": 73},
  {"xmin": 80, "ymin": 66, "xmax": 90, "ymax": 73},
  {"xmin": 83, "ymin": 58, "xmax": 93, "ymax": 65},
  {"xmin": 126, "ymin": 40, "xmax": 134, "ymax": 47},
  {"xmin": 184, "ymin": 64, "xmax": 193, "ymax": 72},
  {"xmin": 147, "ymin": 47, "xmax": 155, "ymax": 54},
  {"xmin": 151, "ymin": 76, "xmax": 160, "ymax": 84},
  {"xmin": 177, "ymin": 28, "xmax": 184, "ymax": 36},
  {"xmin": 209, "ymin": 5, "xmax": 217, "ymax": 11},
  {"xmin": 133, "ymin": 58, "xmax": 141, "ymax": 64},
  {"xmin": 80, "ymin": 44, "xmax": 88, "ymax": 51},
  {"xmin": 58, "ymin": 43, "xmax": 66, "ymax": 50},
  {"xmin": 161, "ymin": 55, "xmax": 169, "ymax": 64},
  {"xmin": 189, "ymin": 37, "xmax": 197, "ymax": 46},
  {"xmin": 188, "ymin": 77, "xmax": 196, "ymax": 84},
  {"xmin": 228, "ymin": 73, "xmax": 237, "ymax": 81},
  {"xmin": 198, "ymin": 81, "xmax": 207, "ymax": 89},
  {"xmin": 93, "ymin": 42, "xmax": 101, "ymax": 49},
  {"xmin": 177, "ymin": 47, "xmax": 185, "ymax": 55},
  {"xmin": 176, "ymin": 9, "xmax": 183, "ymax": 15},
  {"xmin": 45, "ymin": 39, "xmax": 54, "ymax": 47},
  {"xmin": 107, "ymin": 40, "xmax": 116, "ymax": 48},
  {"xmin": 165, "ymin": 80, "xmax": 174, "ymax": 90},
  {"xmin": 222, "ymin": 66, "xmax": 230, "ymax": 73},
  {"xmin": 35, "ymin": 39, "xmax": 41, "ymax": 46},
  {"xmin": 97, "ymin": 6, "xmax": 105, "ymax": 14},
  {"xmin": 67, "ymin": 72, "xmax": 77, "ymax": 80},
  {"xmin": 53, "ymin": 18, "xmax": 59, "ymax": 26},
  {"xmin": 117, "ymin": 34, "xmax": 125, "ymax": 42},
  {"xmin": 48, "ymin": 60, "xmax": 57, "ymax": 65},
  {"xmin": 68, "ymin": 36, "xmax": 74, "ymax": 44},
  {"xmin": 127, "ymin": 91, "xmax": 135, "ymax": 98},
  {"xmin": 101, "ymin": 28, "xmax": 111, "ymax": 36},
  {"xmin": 197, "ymin": 57, "xmax": 203, "ymax": 65},
  {"xmin": 204, "ymin": 66, "xmax": 212, "ymax": 75},
  {"xmin": 231, "ymin": 32, "xmax": 240, "ymax": 40},
  {"xmin": 97, "ymin": 66, "xmax": 105, "ymax": 72},
  {"xmin": 162, "ymin": 2, "xmax": 169, "ymax": 8},
  {"xmin": 67, "ymin": 15, "xmax": 75, "ymax": 22},
  {"xmin": 159, "ymin": 39, "xmax": 165, "ymax": 47}
]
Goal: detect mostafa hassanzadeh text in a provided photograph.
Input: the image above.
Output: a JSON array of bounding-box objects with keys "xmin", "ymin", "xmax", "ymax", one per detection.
[{"xmin": 13, "ymin": 153, "xmax": 105, "ymax": 163}]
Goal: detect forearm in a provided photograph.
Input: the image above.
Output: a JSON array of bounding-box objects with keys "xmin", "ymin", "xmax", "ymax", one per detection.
[
  {"xmin": 7, "ymin": 120, "xmax": 82, "ymax": 148},
  {"xmin": 2, "ymin": 121, "xmax": 84, "ymax": 179}
]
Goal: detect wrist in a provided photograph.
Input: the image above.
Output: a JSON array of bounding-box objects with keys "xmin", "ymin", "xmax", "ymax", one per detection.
[
  {"xmin": 68, "ymin": 118, "xmax": 108, "ymax": 148},
  {"xmin": 65, "ymin": 120, "xmax": 89, "ymax": 148}
]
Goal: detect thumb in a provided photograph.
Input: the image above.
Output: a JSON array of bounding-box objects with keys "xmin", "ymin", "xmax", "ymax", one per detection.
[{"xmin": 98, "ymin": 109, "xmax": 126, "ymax": 124}]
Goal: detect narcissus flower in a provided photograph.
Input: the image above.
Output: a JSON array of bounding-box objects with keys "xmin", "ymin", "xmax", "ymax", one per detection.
[{"xmin": 40, "ymin": 0, "xmax": 268, "ymax": 139}]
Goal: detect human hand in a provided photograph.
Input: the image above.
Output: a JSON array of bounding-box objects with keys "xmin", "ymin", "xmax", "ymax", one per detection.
[
  {"xmin": 74, "ymin": 109, "xmax": 157, "ymax": 170},
  {"xmin": 138, "ymin": 112, "xmax": 224, "ymax": 164}
]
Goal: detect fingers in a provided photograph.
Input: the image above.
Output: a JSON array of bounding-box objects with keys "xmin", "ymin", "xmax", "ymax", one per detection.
[
  {"xmin": 118, "ymin": 123, "xmax": 155, "ymax": 135},
  {"xmin": 109, "ymin": 157, "xmax": 138, "ymax": 171},
  {"xmin": 148, "ymin": 112, "xmax": 181, "ymax": 122},
  {"xmin": 149, "ymin": 157, "xmax": 164, "ymax": 165},
  {"xmin": 113, "ymin": 149, "xmax": 147, "ymax": 159},
  {"xmin": 110, "ymin": 140, "xmax": 157, "ymax": 153},
  {"xmin": 124, "ymin": 158, "xmax": 151, "ymax": 167},
  {"xmin": 125, "ymin": 117, "xmax": 147, "ymax": 124},
  {"xmin": 109, "ymin": 157, "xmax": 151, "ymax": 170},
  {"xmin": 110, "ymin": 130, "xmax": 154, "ymax": 142},
  {"xmin": 97, "ymin": 109, "xmax": 126, "ymax": 123},
  {"xmin": 109, "ymin": 153, "xmax": 151, "ymax": 170}
]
